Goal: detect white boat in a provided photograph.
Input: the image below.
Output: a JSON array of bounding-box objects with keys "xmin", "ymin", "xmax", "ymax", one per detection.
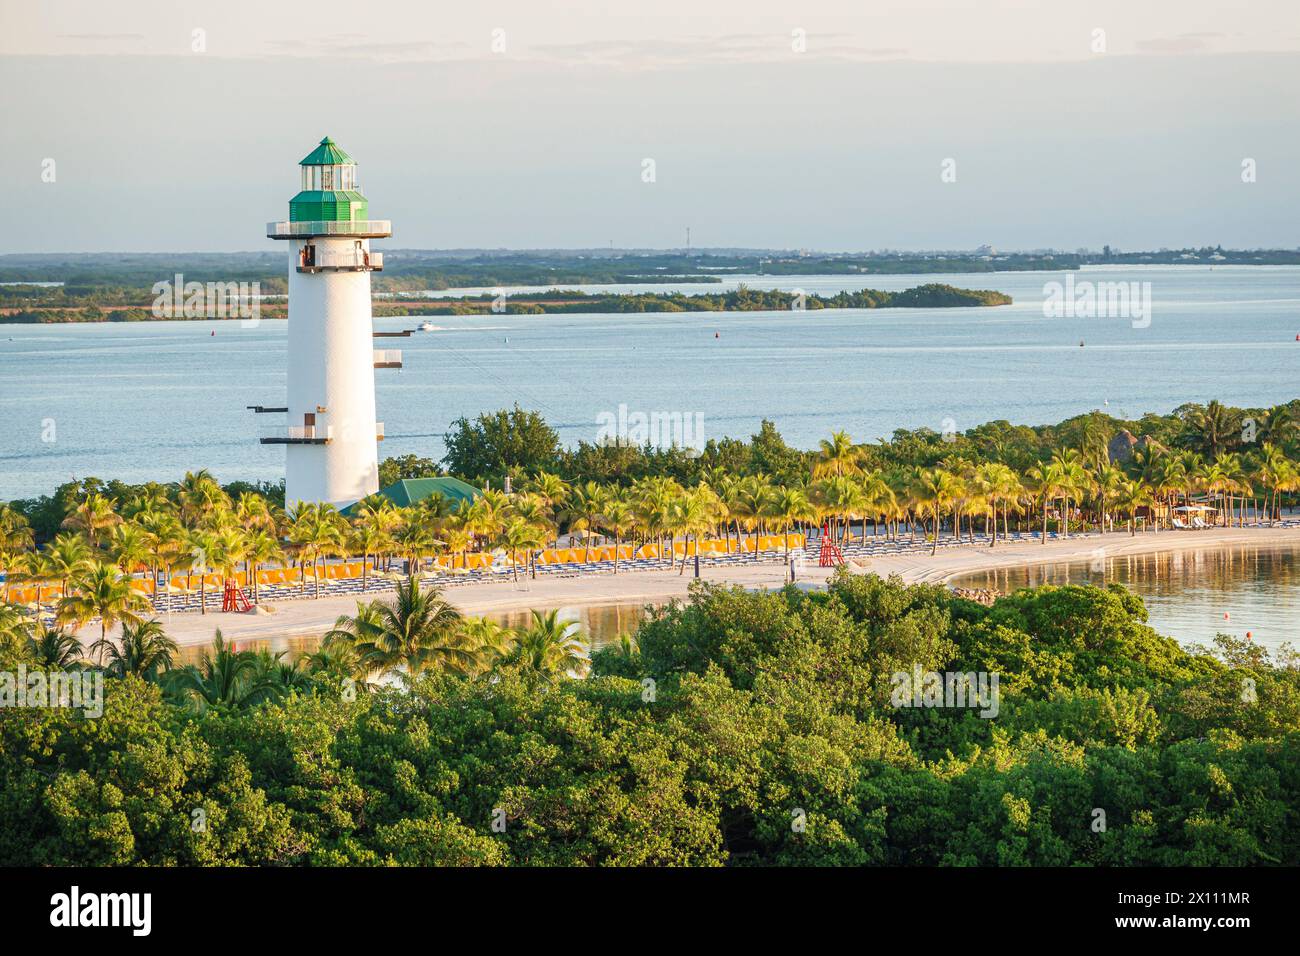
[{"xmin": 418, "ymin": 321, "xmax": 436, "ymax": 332}]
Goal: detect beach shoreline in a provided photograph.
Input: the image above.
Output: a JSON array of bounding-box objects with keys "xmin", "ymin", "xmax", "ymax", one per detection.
[{"xmin": 129, "ymin": 524, "xmax": 1300, "ymax": 649}]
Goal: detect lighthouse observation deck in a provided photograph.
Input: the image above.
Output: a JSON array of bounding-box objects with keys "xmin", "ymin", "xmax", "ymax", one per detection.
[{"xmin": 267, "ymin": 219, "xmax": 392, "ymax": 239}]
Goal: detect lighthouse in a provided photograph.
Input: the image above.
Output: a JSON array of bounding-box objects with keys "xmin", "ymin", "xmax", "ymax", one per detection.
[{"xmin": 263, "ymin": 138, "xmax": 393, "ymax": 509}]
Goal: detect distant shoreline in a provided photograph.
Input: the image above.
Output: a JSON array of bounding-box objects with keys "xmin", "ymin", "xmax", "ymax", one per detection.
[{"xmin": 0, "ymin": 283, "xmax": 1012, "ymax": 323}]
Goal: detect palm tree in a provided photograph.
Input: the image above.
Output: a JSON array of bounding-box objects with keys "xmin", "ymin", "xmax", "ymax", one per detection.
[
  {"xmin": 564, "ymin": 481, "xmax": 607, "ymax": 563},
  {"xmin": 0, "ymin": 602, "xmax": 29, "ymax": 652},
  {"xmin": 234, "ymin": 492, "xmax": 277, "ymax": 535},
  {"xmin": 1256, "ymin": 443, "xmax": 1291, "ymax": 521},
  {"xmin": 327, "ymin": 577, "xmax": 469, "ymax": 677},
  {"xmin": 456, "ymin": 616, "xmax": 516, "ymax": 676},
  {"xmin": 912, "ymin": 467, "xmax": 962, "ymax": 556},
  {"xmin": 441, "ymin": 519, "xmax": 473, "ymax": 572},
  {"xmin": 243, "ymin": 529, "xmax": 282, "ymax": 603},
  {"xmin": 500, "ymin": 517, "xmax": 546, "ymax": 582},
  {"xmin": 632, "ymin": 477, "xmax": 678, "ymax": 564},
  {"xmin": 503, "ymin": 609, "xmax": 590, "ymax": 680},
  {"xmin": 163, "ymin": 630, "xmax": 274, "ymax": 712},
  {"xmin": 511, "ymin": 494, "xmax": 554, "ymax": 572},
  {"xmin": 208, "ymin": 525, "xmax": 248, "ymax": 604},
  {"xmin": 56, "ymin": 561, "xmax": 151, "ymax": 652},
  {"xmin": 966, "ymin": 464, "xmax": 998, "ymax": 546},
  {"xmin": 598, "ymin": 497, "xmax": 635, "ymax": 573},
  {"xmin": 667, "ymin": 487, "xmax": 712, "ymax": 574},
  {"xmin": 463, "ymin": 489, "xmax": 510, "ymax": 550},
  {"xmin": 1257, "ymin": 405, "xmax": 1297, "ymax": 448},
  {"xmin": 1094, "ymin": 463, "xmax": 1126, "ymax": 534},
  {"xmin": 42, "ymin": 533, "xmax": 94, "ymax": 598},
  {"xmin": 348, "ymin": 521, "xmax": 391, "ymax": 592},
  {"xmin": 1049, "ymin": 449, "xmax": 1090, "ymax": 539},
  {"xmin": 526, "ymin": 471, "xmax": 571, "ymax": 519},
  {"xmin": 1184, "ymin": 400, "xmax": 1241, "ymax": 458},
  {"xmin": 61, "ymin": 493, "xmax": 122, "ymax": 547},
  {"xmin": 769, "ymin": 486, "xmax": 815, "ymax": 561},
  {"xmin": 812, "ymin": 474, "xmax": 865, "ymax": 545},
  {"xmin": 0, "ymin": 506, "xmax": 34, "ymax": 584},
  {"xmin": 304, "ymin": 643, "xmax": 372, "ymax": 689},
  {"xmin": 393, "ymin": 518, "xmax": 438, "ymax": 580},
  {"xmin": 1025, "ymin": 462, "xmax": 1063, "ymax": 543},
  {"xmin": 178, "ymin": 469, "xmax": 230, "ymax": 526},
  {"xmin": 26, "ymin": 623, "xmax": 86, "ymax": 669},
  {"xmin": 92, "ymin": 618, "xmax": 178, "ymax": 679},
  {"xmin": 1115, "ymin": 478, "xmax": 1153, "ymax": 536},
  {"xmin": 250, "ymin": 648, "xmax": 315, "ymax": 698},
  {"xmin": 813, "ymin": 430, "xmax": 863, "ymax": 478},
  {"xmin": 186, "ymin": 528, "xmax": 217, "ymax": 613},
  {"xmin": 153, "ymin": 519, "xmax": 194, "ymax": 609},
  {"xmin": 727, "ymin": 475, "xmax": 775, "ymax": 555},
  {"xmin": 857, "ymin": 469, "xmax": 893, "ymax": 542},
  {"xmin": 289, "ymin": 502, "xmax": 345, "ymax": 598}
]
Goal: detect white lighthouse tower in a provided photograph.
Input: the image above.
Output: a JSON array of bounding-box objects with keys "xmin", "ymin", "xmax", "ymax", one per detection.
[{"xmin": 263, "ymin": 138, "xmax": 393, "ymax": 509}]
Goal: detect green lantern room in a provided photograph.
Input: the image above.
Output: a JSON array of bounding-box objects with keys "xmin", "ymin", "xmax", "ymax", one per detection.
[{"xmin": 290, "ymin": 137, "xmax": 369, "ymax": 223}]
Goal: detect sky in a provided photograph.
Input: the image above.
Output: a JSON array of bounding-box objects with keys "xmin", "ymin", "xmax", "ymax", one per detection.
[{"xmin": 2, "ymin": 0, "xmax": 1298, "ymax": 252}]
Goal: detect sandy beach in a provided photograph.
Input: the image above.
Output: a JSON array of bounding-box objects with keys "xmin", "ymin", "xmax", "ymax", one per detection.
[{"xmin": 128, "ymin": 524, "xmax": 1300, "ymax": 649}]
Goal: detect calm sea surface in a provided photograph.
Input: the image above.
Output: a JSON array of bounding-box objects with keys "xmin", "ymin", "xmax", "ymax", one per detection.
[
  {"xmin": 2, "ymin": 264, "xmax": 1298, "ymax": 501},
  {"xmin": 951, "ymin": 543, "xmax": 1300, "ymax": 653}
]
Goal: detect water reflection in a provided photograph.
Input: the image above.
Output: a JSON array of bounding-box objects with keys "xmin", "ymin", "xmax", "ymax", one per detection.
[
  {"xmin": 951, "ymin": 544, "xmax": 1300, "ymax": 651},
  {"xmin": 178, "ymin": 601, "xmax": 660, "ymax": 666},
  {"xmin": 487, "ymin": 603, "xmax": 656, "ymax": 650}
]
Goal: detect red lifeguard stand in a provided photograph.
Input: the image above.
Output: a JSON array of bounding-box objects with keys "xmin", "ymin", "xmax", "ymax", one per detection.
[
  {"xmin": 817, "ymin": 524, "xmax": 844, "ymax": 567},
  {"xmin": 221, "ymin": 579, "xmax": 252, "ymax": 612}
]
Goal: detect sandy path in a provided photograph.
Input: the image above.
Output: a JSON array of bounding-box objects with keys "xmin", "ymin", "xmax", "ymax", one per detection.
[{"xmin": 78, "ymin": 525, "xmax": 1300, "ymax": 649}]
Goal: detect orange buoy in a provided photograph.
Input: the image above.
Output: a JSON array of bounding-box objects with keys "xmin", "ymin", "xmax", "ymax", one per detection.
[
  {"xmin": 1246, "ymin": 631, "xmax": 1253, "ymax": 639},
  {"xmin": 1224, "ymin": 612, "xmax": 1230, "ymax": 619}
]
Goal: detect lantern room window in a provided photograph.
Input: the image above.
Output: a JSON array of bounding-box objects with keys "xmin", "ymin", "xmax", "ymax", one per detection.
[{"xmin": 298, "ymin": 158, "xmax": 358, "ymax": 193}]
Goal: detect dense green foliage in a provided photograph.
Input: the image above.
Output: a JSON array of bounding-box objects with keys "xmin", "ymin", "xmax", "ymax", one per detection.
[
  {"xmin": 1, "ymin": 573, "xmax": 1296, "ymax": 866},
  {"xmin": 370, "ymin": 283, "xmax": 1011, "ymax": 317},
  {"xmin": 418, "ymin": 399, "xmax": 1300, "ymax": 492}
]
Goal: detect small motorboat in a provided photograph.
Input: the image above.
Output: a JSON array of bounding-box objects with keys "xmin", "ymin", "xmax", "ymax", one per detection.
[{"xmin": 419, "ymin": 321, "xmax": 436, "ymax": 332}]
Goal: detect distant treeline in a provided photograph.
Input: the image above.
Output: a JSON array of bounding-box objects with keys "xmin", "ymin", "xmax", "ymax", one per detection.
[
  {"xmin": 3, "ymin": 246, "xmax": 1295, "ymax": 306},
  {"xmin": 378, "ymin": 284, "xmax": 1012, "ymax": 316},
  {"xmin": 0, "ymin": 284, "xmax": 1010, "ymax": 323}
]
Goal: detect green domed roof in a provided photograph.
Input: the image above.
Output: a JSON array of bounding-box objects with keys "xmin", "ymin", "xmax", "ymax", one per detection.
[{"xmin": 300, "ymin": 137, "xmax": 355, "ymax": 166}]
